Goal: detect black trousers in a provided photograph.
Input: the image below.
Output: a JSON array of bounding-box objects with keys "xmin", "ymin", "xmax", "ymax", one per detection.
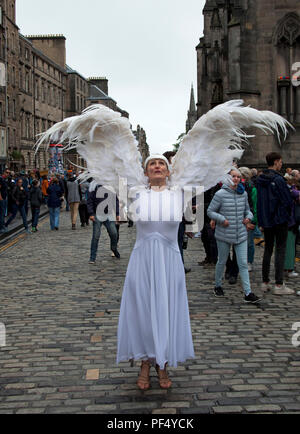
[
  {"xmin": 201, "ymin": 222, "xmax": 218, "ymax": 264},
  {"xmin": 79, "ymin": 203, "xmax": 89, "ymax": 225},
  {"xmin": 262, "ymin": 223, "xmax": 288, "ymax": 285},
  {"xmin": 225, "ymin": 248, "xmax": 239, "ymax": 278}
]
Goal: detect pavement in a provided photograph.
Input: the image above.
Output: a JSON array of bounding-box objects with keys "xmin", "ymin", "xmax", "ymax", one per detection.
[{"xmin": 0, "ymin": 210, "xmax": 300, "ymax": 414}]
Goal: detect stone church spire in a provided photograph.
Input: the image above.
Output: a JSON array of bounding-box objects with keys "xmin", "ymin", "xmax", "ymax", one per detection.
[{"xmin": 186, "ymin": 84, "xmax": 197, "ymax": 133}]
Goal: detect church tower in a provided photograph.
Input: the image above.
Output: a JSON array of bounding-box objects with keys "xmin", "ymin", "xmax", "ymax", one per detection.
[
  {"xmin": 186, "ymin": 84, "xmax": 197, "ymax": 132},
  {"xmin": 196, "ymin": 0, "xmax": 300, "ymax": 167}
]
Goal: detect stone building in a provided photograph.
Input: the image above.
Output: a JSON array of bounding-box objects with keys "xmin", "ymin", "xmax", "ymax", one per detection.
[
  {"xmin": 18, "ymin": 34, "xmax": 67, "ymax": 172},
  {"xmin": 0, "ymin": 0, "xmax": 148, "ymax": 173},
  {"xmin": 0, "ymin": 0, "xmax": 19, "ymax": 173},
  {"xmin": 196, "ymin": 0, "xmax": 300, "ymax": 168}
]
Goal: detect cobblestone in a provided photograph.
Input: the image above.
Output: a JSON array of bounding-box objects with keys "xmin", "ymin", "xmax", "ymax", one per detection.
[{"xmin": 1, "ymin": 210, "xmax": 300, "ymax": 413}]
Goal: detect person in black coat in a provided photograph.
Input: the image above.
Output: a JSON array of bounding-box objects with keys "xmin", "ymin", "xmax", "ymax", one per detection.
[
  {"xmin": 5, "ymin": 178, "xmax": 30, "ymax": 233},
  {"xmin": 29, "ymin": 180, "xmax": 43, "ymax": 232},
  {"xmin": 256, "ymin": 152, "xmax": 293, "ymax": 295}
]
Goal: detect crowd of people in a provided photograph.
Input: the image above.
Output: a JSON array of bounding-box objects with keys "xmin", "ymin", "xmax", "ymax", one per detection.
[
  {"xmin": 0, "ymin": 168, "xmax": 91, "ymax": 234},
  {"xmin": 195, "ymin": 152, "xmax": 300, "ymax": 298},
  {"xmin": 1, "ymin": 151, "xmax": 300, "ymax": 302}
]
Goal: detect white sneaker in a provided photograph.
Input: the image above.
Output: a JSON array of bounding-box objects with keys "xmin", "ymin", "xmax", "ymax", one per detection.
[
  {"xmin": 288, "ymin": 271, "xmax": 299, "ymax": 278},
  {"xmin": 297, "ymin": 291, "xmax": 300, "ymax": 296},
  {"xmin": 248, "ymin": 263, "xmax": 253, "ymax": 272},
  {"xmin": 273, "ymin": 283, "xmax": 294, "ymax": 295},
  {"xmin": 261, "ymin": 282, "xmax": 272, "ymax": 292}
]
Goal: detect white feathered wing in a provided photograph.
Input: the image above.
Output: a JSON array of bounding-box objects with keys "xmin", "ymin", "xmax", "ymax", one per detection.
[
  {"xmin": 36, "ymin": 104, "xmax": 147, "ymax": 193},
  {"xmin": 170, "ymin": 99, "xmax": 292, "ymax": 191}
]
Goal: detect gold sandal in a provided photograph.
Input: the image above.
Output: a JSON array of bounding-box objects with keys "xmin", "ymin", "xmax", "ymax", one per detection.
[
  {"xmin": 137, "ymin": 360, "xmax": 151, "ymax": 391},
  {"xmin": 155, "ymin": 364, "xmax": 172, "ymax": 389}
]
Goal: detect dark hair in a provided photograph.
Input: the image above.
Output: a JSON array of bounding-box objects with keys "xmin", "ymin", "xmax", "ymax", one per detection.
[
  {"xmin": 266, "ymin": 152, "xmax": 282, "ymax": 167},
  {"xmin": 163, "ymin": 151, "xmax": 177, "ymax": 164},
  {"xmin": 32, "ymin": 179, "xmax": 38, "ymax": 186}
]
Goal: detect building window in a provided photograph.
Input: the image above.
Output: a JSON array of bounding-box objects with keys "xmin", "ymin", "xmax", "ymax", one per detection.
[
  {"xmin": 0, "ymin": 102, "xmax": 2, "ymax": 123},
  {"xmin": 35, "ymin": 78, "xmax": 39, "ymax": 100},
  {"xmin": 25, "ymin": 116, "xmax": 30, "ymax": 139},
  {"xmin": 25, "ymin": 71, "xmax": 30, "ymax": 92},
  {"xmin": 12, "ymin": 99, "xmax": 16, "ymax": 118},
  {"xmin": 19, "ymin": 67, "xmax": 22, "ymax": 89},
  {"xmin": 6, "ymin": 96, "xmax": 9, "ymax": 117}
]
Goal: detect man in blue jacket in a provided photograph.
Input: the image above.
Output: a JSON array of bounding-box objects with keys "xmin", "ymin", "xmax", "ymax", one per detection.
[{"xmin": 257, "ymin": 152, "xmax": 293, "ymax": 295}]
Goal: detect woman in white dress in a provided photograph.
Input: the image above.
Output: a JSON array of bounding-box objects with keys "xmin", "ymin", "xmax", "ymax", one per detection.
[
  {"xmin": 117, "ymin": 156, "xmax": 195, "ymax": 390},
  {"xmin": 36, "ymin": 100, "xmax": 290, "ymax": 391}
]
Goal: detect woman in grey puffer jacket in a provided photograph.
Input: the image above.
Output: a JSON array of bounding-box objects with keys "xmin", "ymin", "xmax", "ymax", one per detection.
[{"xmin": 207, "ymin": 168, "xmax": 261, "ymax": 303}]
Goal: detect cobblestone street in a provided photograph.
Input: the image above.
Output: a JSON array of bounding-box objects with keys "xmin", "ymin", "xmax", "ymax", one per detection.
[{"xmin": 1, "ymin": 210, "xmax": 300, "ymax": 414}]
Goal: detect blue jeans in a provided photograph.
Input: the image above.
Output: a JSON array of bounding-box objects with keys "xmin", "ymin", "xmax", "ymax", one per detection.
[
  {"xmin": 248, "ymin": 230, "xmax": 255, "ymax": 264},
  {"xmin": 253, "ymin": 225, "xmax": 262, "ymax": 238},
  {"xmin": 31, "ymin": 206, "xmax": 40, "ymax": 228},
  {"xmin": 49, "ymin": 207, "xmax": 60, "ymax": 230},
  {"xmin": 5, "ymin": 203, "xmax": 28, "ymax": 230},
  {"xmin": 0, "ymin": 199, "xmax": 7, "ymax": 230},
  {"xmin": 216, "ymin": 239, "xmax": 251, "ymax": 296},
  {"xmin": 90, "ymin": 218, "xmax": 118, "ymax": 261}
]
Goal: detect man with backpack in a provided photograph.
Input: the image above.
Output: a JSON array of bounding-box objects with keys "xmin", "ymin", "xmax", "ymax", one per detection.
[{"xmin": 256, "ymin": 152, "xmax": 293, "ymax": 295}]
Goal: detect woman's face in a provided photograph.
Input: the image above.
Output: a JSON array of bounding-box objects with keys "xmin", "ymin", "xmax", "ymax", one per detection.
[
  {"xmin": 145, "ymin": 159, "xmax": 170, "ymax": 184},
  {"xmin": 230, "ymin": 170, "xmax": 241, "ymax": 188}
]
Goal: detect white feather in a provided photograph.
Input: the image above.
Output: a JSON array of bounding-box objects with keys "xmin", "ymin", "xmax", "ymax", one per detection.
[
  {"xmin": 170, "ymin": 99, "xmax": 293, "ymax": 191},
  {"xmin": 36, "ymin": 104, "xmax": 147, "ymax": 194}
]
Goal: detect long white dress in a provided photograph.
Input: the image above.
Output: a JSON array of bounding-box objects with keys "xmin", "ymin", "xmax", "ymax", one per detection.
[{"xmin": 117, "ymin": 187, "xmax": 195, "ymax": 369}]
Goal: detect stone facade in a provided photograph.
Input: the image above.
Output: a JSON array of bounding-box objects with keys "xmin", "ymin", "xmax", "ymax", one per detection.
[
  {"xmin": 133, "ymin": 125, "xmax": 149, "ymax": 164},
  {"xmin": 20, "ymin": 34, "xmax": 67, "ymax": 172},
  {"xmin": 196, "ymin": 0, "xmax": 300, "ymax": 168},
  {"xmin": 0, "ymin": 0, "xmax": 19, "ymax": 173},
  {"xmin": 0, "ymin": 0, "xmax": 148, "ymax": 173}
]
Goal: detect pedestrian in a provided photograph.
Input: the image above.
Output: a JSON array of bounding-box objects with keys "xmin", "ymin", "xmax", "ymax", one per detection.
[
  {"xmin": 29, "ymin": 179, "xmax": 43, "ymax": 232},
  {"xmin": 67, "ymin": 174, "xmax": 81, "ymax": 230},
  {"xmin": 198, "ymin": 184, "xmax": 219, "ymax": 267},
  {"xmin": 87, "ymin": 182, "xmax": 120, "ymax": 264},
  {"xmin": 283, "ymin": 172, "xmax": 300, "ymax": 278},
  {"xmin": 256, "ymin": 152, "xmax": 294, "ymax": 295},
  {"xmin": 6, "ymin": 171, "xmax": 16, "ymax": 215},
  {"xmin": 239, "ymin": 167, "xmax": 258, "ymax": 272},
  {"xmin": 79, "ymin": 179, "xmax": 90, "ymax": 227},
  {"xmin": 207, "ymin": 168, "xmax": 261, "ymax": 303},
  {"xmin": 41, "ymin": 175, "xmax": 49, "ymax": 205},
  {"xmin": 47, "ymin": 177, "xmax": 63, "ymax": 230},
  {"xmin": 0, "ymin": 169, "xmax": 9, "ymax": 233},
  {"xmin": 5, "ymin": 178, "xmax": 31, "ymax": 233}
]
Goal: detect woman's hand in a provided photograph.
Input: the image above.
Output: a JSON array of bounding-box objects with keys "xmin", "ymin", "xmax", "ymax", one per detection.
[
  {"xmin": 243, "ymin": 218, "xmax": 250, "ymax": 226},
  {"xmin": 222, "ymin": 219, "xmax": 229, "ymax": 227},
  {"xmin": 246, "ymin": 222, "xmax": 255, "ymax": 231},
  {"xmin": 210, "ymin": 220, "xmax": 216, "ymax": 230}
]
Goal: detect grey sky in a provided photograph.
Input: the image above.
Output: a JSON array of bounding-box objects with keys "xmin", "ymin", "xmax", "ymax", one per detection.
[{"xmin": 16, "ymin": 0, "xmax": 205, "ymax": 155}]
